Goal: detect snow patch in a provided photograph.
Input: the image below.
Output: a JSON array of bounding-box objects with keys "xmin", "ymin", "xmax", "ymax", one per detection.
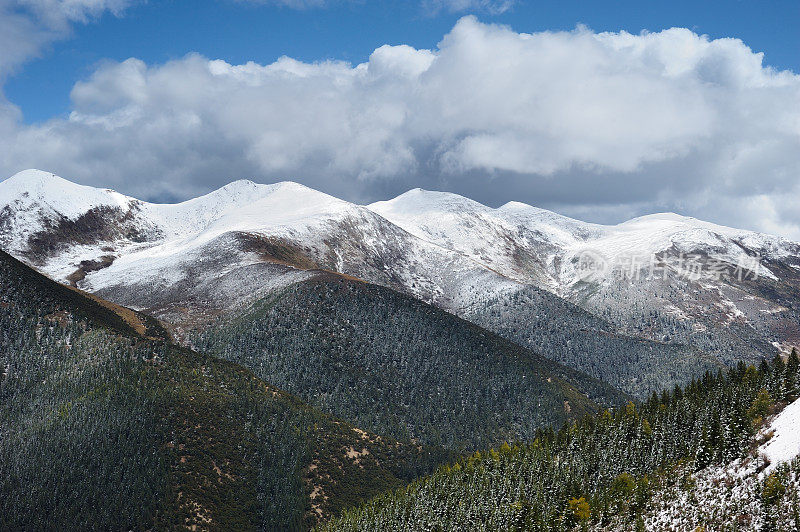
[{"xmin": 760, "ymin": 398, "xmax": 800, "ymax": 476}]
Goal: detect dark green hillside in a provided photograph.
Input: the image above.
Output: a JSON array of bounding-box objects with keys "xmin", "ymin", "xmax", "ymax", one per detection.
[
  {"xmin": 322, "ymin": 353, "xmax": 800, "ymax": 531},
  {"xmin": 195, "ymin": 275, "xmax": 628, "ymax": 452},
  {"xmin": 0, "ymin": 250, "xmax": 441, "ymax": 530}
]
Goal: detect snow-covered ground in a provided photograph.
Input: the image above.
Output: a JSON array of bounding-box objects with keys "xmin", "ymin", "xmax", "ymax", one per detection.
[{"xmin": 760, "ymin": 398, "xmax": 800, "ymax": 476}]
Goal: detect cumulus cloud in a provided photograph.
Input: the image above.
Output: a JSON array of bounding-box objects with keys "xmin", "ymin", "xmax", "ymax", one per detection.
[{"xmin": 1, "ymin": 16, "xmax": 799, "ymax": 238}]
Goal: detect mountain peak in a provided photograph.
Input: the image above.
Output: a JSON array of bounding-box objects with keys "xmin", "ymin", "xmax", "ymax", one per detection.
[
  {"xmin": 205, "ymin": 179, "xmax": 322, "ymax": 201},
  {"xmin": 497, "ymin": 200, "xmax": 530, "ymax": 210},
  {"xmin": 271, "ymin": 180, "xmax": 320, "ymax": 193},
  {"xmin": 616, "ymin": 211, "xmax": 767, "ymax": 240},
  {"xmin": 0, "ymin": 169, "xmax": 133, "ymax": 220},
  {"xmin": 621, "ymin": 212, "xmax": 695, "ymax": 225},
  {"xmin": 370, "ymin": 187, "xmax": 491, "ymax": 217},
  {"xmin": 2, "ymin": 169, "xmax": 68, "ymax": 191},
  {"xmin": 198, "ymin": 178, "xmax": 268, "ymax": 202},
  {"xmin": 221, "ymin": 178, "xmax": 259, "ymax": 189}
]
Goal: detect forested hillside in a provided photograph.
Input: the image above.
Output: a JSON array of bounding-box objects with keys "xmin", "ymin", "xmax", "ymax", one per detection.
[
  {"xmin": 323, "ymin": 353, "xmax": 800, "ymax": 531},
  {"xmin": 195, "ymin": 275, "xmax": 628, "ymax": 451},
  {"xmin": 0, "ymin": 250, "xmax": 443, "ymax": 530},
  {"xmin": 464, "ymin": 285, "xmax": 723, "ymax": 398}
]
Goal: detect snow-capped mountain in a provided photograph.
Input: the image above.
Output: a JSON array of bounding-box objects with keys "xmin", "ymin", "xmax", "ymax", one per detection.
[
  {"xmin": 370, "ymin": 188, "xmax": 800, "ymax": 363},
  {"xmin": 369, "ymin": 188, "xmax": 599, "ymax": 290},
  {"xmin": 2, "ymin": 169, "xmax": 798, "ymax": 396},
  {"xmin": 370, "ymin": 188, "xmax": 799, "ymax": 290},
  {"xmin": 0, "ymin": 170, "xmax": 516, "ymax": 330}
]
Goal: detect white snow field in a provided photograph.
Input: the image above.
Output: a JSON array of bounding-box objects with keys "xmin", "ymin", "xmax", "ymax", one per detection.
[{"xmin": 761, "ymin": 397, "xmax": 800, "ymax": 475}]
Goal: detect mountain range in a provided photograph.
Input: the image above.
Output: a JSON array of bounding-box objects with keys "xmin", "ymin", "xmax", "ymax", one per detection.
[{"xmin": 2, "ymin": 169, "xmax": 798, "ymax": 398}]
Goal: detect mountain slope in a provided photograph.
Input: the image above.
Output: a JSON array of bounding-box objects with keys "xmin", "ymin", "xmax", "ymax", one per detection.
[
  {"xmin": 322, "ymin": 354, "xmax": 800, "ymax": 531},
  {"xmin": 193, "ymin": 274, "xmax": 627, "ymax": 451},
  {"xmin": 462, "ymin": 285, "xmax": 724, "ymax": 397},
  {"xmin": 0, "ymin": 249, "xmax": 443, "ymax": 529},
  {"xmin": 370, "ymin": 189, "xmax": 800, "ymax": 377},
  {"xmin": 369, "ymin": 189, "xmax": 800, "ymax": 295},
  {"xmin": 623, "ymin": 394, "xmax": 800, "ymax": 531},
  {"xmin": 369, "ymin": 188, "xmax": 595, "ymax": 290}
]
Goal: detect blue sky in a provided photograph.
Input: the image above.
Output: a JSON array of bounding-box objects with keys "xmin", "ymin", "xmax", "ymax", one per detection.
[
  {"xmin": 0, "ymin": 0, "xmax": 798, "ymax": 238},
  {"xmin": 6, "ymin": 0, "xmax": 799, "ymax": 124}
]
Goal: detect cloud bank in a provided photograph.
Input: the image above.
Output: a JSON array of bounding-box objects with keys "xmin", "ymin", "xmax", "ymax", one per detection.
[{"xmin": 1, "ymin": 16, "xmax": 799, "ymax": 237}]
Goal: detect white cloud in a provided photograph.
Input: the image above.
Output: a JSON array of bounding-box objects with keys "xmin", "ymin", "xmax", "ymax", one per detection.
[
  {"xmin": 1, "ymin": 16, "xmax": 799, "ymax": 238},
  {"xmin": 0, "ymin": 0, "xmax": 133, "ymax": 79},
  {"xmin": 18, "ymin": 0, "xmax": 131, "ymax": 24},
  {"xmin": 239, "ymin": 0, "xmax": 514, "ymax": 12},
  {"xmin": 236, "ymin": 0, "xmax": 329, "ymax": 8},
  {"xmin": 422, "ymin": 0, "xmax": 516, "ymax": 15}
]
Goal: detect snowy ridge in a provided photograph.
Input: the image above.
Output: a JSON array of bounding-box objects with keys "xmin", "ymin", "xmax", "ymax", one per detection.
[
  {"xmin": 1, "ymin": 170, "xmax": 520, "ymax": 330},
  {"xmin": 0, "ymin": 171, "xmax": 351, "ymax": 250},
  {"xmin": 4, "ymin": 169, "xmax": 796, "ymax": 293},
  {"xmin": 370, "ymin": 187, "xmax": 800, "ymax": 364},
  {"xmin": 125, "ymin": 181, "xmax": 355, "ymax": 263},
  {"xmin": 0, "ymin": 170, "xmax": 137, "ymax": 252},
  {"xmin": 0, "ymin": 172, "xmax": 356, "ymax": 273},
  {"xmin": 0, "ymin": 169, "xmax": 133, "ymax": 219},
  {"xmin": 370, "ymin": 188, "xmax": 797, "ymax": 288},
  {"xmin": 369, "ymin": 188, "xmax": 594, "ymax": 289},
  {"xmin": 1, "ymin": 170, "xmax": 798, "ymax": 358},
  {"xmin": 136, "ymin": 180, "xmax": 352, "ymax": 241}
]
